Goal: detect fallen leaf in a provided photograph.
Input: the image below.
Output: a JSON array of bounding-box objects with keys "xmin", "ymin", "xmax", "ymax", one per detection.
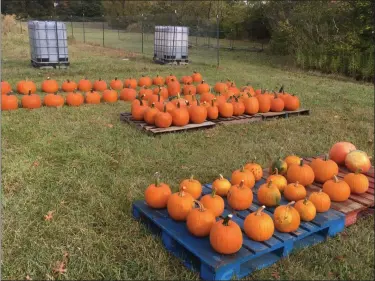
[
  {"xmin": 52, "ymin": 261, "xmax": 67, "ymax": 276},
  {"xmin": 106, "ymin": 124, "xmax": 114, "ymax": 128},
  {"xmin": 32, "ymin": 161, "xmax": 39, "ymax": 167},
  {"xmin": 44, "ymin": 211, "xmax": 54, "ymax": 221},
  {"xmin": 335, "ymin": 255, "xmax": 345, "ymax": 261},
  {"xmin": 26, "ymin": 275, "xmax": 32, "ymax": 280},
  {"xmin": 271, "ymin": 270, "xmax": 280, "ymax": 279}
]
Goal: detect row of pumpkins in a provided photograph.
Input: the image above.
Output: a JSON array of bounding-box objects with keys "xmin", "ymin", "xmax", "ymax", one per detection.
[{"xmin": 144, "ymin": 142, "xmax": 371, "ymax": 255}]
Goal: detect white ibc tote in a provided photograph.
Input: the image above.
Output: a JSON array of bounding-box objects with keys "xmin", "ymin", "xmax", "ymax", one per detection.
[
  {"xmin": 28, "ymin": 20, "xmax": 69, "ymax": 68},
  {"xmin": 154, "ymin": 26, "xmax": 189, "ymax": 63}
]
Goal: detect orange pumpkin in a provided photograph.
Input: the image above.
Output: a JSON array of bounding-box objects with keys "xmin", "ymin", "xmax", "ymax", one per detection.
[
  {"xmin": 200, "ymin": 91, "xmax": 216, "ymax": 103},
  {"xmin": 1, "ymin": 81, "xmax": 12, "ymax": 95},
  {"xmin": 231, "ymin": 167, "xmax": 255, "ymax": 188},
  {"xmin": 200, "ymin": 189, "xmax": 225, "ymax": 217},
  {"xmin": 310, "ymin": 155, "xmax": 339, "ymax": 183},
  {"xmin": 110, "ymin": 77, "xmax": 123, "ymax": 90},
  {"xmin": 309, "ymin": 190, "xmax": 331, "ymax": 212},
  {"xmin": 294, "ymin": 198, "xmax": 316, "ymax": 222},
  {"xmin": 218, "ymin": 101, "xmax": 234, "ymax": 118},
  {"xmin": 257, "ymin": 180, "xmax": 281, "ymax": 207},
  {"xmin": 153, "ymin": 86, "xmax": 169, "ymax": 99},
  {"xmin": 120, "ymin": 86, "xmax": 137, "ymax": 101},
  {"xmin": 144, "ymin": 172, "xmax": 172, "ymax": 209},
  {"xmin": 244, "ymin": 206, "xmax": 274, "ymax": 242},
  {"xmin": 93, "ymin": 78, "xmax": 107, "ymax": 91},
  {"xmin": 167, "ymin": 186, "xmax": 194, "ymax": 221},
  {"xmin": 231, "ymin": 96, "xmax": 245, "ymax": 116},
  {"xmin": 61, "ymin": 79, "xmax": 77, "ymax": 92},
  {"xmin": 85, "ymin": 89, "xmax": 101, "ymax": 104},
  {"xmin": 212, "ymin": 174, "xmax": 231, "ymax": 197},
  {"xmin": 152, "ymin": 74, "xmax": 165, "ymax": 86},
  {"xmin": 209, "ymin": 214, "xmax": 243, "ymax": 254},
  {"xmin": 270, "ymin": 92, "xmax": 285, "ymax": 112},
  {"xmin": 343, "ymin": 169, "xmax": 369, "ymax": 194},
  {"xmin": 191, "ymin": 71, "xmax": 203, "ymax": 83},
  {"xmin": 329, "ymin": 142, "xmax": 357, "ymax": 165},
  {"xmin": 44, "ymin": 92, "xmax": 65, "ymax": 107},
  {"xmin": 124, "ymin": 78, "xmax": 137, "ymax": 89},
  {"xmin": 214, "ymin": 82, "xmax": 228, "ymax": 94},
  {"xmin": 21, "ymin": 92, "xmax": 42, "ymax": 109},
  {"xmin": 256, "ymin": 93, "xmax": 271, "ymax": 113},
  {"xmin": 171, "ymin": 102, "xmax": 189, "ymax": 126},
  {"xmin": 186, "ymin": 201, "xmax": 216, "ymax": 237},
  {"xmin": 165, "ymin": 74, "xmax": 177, "ymax": 85},
  {"xmin": 180, "ymin": 175, "xmax": 202, "ymax": 200},
  {"xmin": 144, "ymin": 103, "xmax": 160, "ymax": 125},
  {"xmin": 345, "ymin": 150, "xmax": 371, "ymax": 173},
  {"xmin": 243, "ymin": 95, "xmax": 259, "ymax": 115},
  {"xmin": 138, "ymin": 75, "xmax": 152, "ymax": 87},
  {"xmin": 286, "ymin": 159, "xmax": 315, "ymax": 186},
  {"xmin": 1, "ymin": 93, "xmax": 18, "ymax": 110},
  {"xmin": 180, "ymin": 75, "xmax": 193, "ymax": 85},
  {"xmin": 284, "ymin": 155, "xmax": 301, "ymax": 168},
  {"xmin": 131, "ymin": 99, "xmax": 148, "ymax": 121},
  {"xmin": 66, "ymin": 91, "xmax": 84, "ymax": 106},
  {"xmin": 244, "ymin": 161, "xmax": 263, "ymax": 181},
  {"xmin": 322, "ymin": 175, "xmax": 351, "ymax": 202},
  {"xmin": 77, "ymin": 77, "xmax": 92, "ymax": 92},
  {"xmin": 17, "ymin": 79, "xmax": 37, "ymax": 95},
  {"xmin": 167, "ymin": 78, "xmax": 181, "ymax": 97},
  {"xmin": 206, "ymin": 99, "xmax": 219, "ymax": 120},
  {"xmin": 266, "ymin": 168, "xmax": 287, "ymax": 192},
  {"xmin": 139, "ymin": 87, "xmax": 153, "ymax": 101},
  {"xmin": 148, "ymin": 93, "xmax": 164, "ymax": 107},
  {"xmin": 188, "ymin": 100, "xmax": 207, "ymax": 124},
  {"xmin": 227, "ymin": 180, "xmax": 254, "ymax": 211},
  {"xmin": 197, "ymin": 80, "xmax": 210, "ymax": 95},
  {"xmin": 102, "ymin": 89, "xmax": 118, "ymax": 103},
  {"xmin": 273, "ymin": 201, "xmax": 300, "ymax": 233},
  {"xmin": 284, "ymin": 182, "xmax": 307, "ymax": 202},
  {"xmin": 182, "ymin": 83, "xmax": 197, "ymax": 96},
  {"xmin": 154, "ymin": 105, "xmax": 173, "ymax": 128},
  {"xmin": 284, "ymin": 94, "xmax": 300, "ymax": 111},
  {"xmin": 41, "ymin": 77, "xmax": 59, "ymax": 93}
]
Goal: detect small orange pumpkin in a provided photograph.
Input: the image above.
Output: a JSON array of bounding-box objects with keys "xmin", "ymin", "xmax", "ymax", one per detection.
[
  {"xmin": 85, "ymin": 89, "xmax": 101, "ymax": 104},
  {"xmin": 154, "ymin": 105, "xmax": 173, "ymax": 128},
  {"xmin": 266, "ymin": 168, "xmax": 287, "ymax": 192},
  {"xmin": 284, "ymin": 94, "xmax": 300, "ymax": 111},
  {"xmin": 17, "ymin": 79, "xmax": 37, "ymax": 95},
  {"xmin": 244, "ymin": 206, "xmax": 274, "ymax": 242},
  {"xmin": 143, "ymin": 103, "xmax": 160, "ymax": 125},
  {"xmin": 218, "ymin": 101, "xmax": 234, "ymax": 118},
  {"xmin": 310, "ymin": 154, "xmax": 339, "ymax": 183},
  {"xmin": 270, "ymin": 92, "xmax": 285, "ymax": 112},
  {"xmin": 214, "ymin": 82, "xmax": 228, "ymax": 94},
  {"xmin": 286, "ymin": 159, "xmax": 315, "ymax": 186},
  {"xmin": 256, "ymin": 92, "xmax": 271, "ymax": 113},
  {"xmin": 171, "ymin": 102, "xmax": 190, "ymax": 126},
  {"xmin": 188, "ymin": 100, "xmax": 207, "ymax": 124},
  {"xmin": 186, "ymin": 200, "xmax": 216, "ymax": 237},
  {"xmin": 231, "ymin": 166, "xmax": 255, "ymax": 189},
  {"xmin": 124, "ymin": 78, "xmax": 137, "ymax": 89},
  {"xmin": 102, "ymin": 89, "xmax": 118, "ymax": 103},
  {"xmin": 153, "ymin": 74, "xmax": 165, "ymax": 86},
  {"xmin": 110, "ymin": 77, "xmax": 123, "ymax": 90},
  {"xmin": 78, "ymin": 77, "xmax": 92, "ymax": 92},
  {"xmin": 284, "ymin": 182, "xmax": 307, "ymax": 202},
  {"xmin": 206, "ymin": 99, "xmax": 219, "ymax": 120},
  {"xmin": 212, "ymin": 174, "xmax": 231, "ymax": 197},
  {"xmin": 257, "ymin": 180, "xmax": 281, "ymax": 207},
  {"xmin": 131, "ymin": 98, "xmax": 148, "ymax": 121},
  {"xmin": 309, "ymin": 190, "xmax": 331, "ymax": 212},
  {"xmin": 227, "ymin": 180, "xmax": 254, "ymax": 211},
  {"xmin": 167, "ymin": 78, "xmax": 181, "ymax": 97},
  {"xmin": 165, "ymin": 74, "xmax": 177, "ymax": 85},
  {"xmin": 197, "ymin": 80, "xmax": 210, "ymax": 95},
  {"xmin": 322, "ymin": 175, "xmax": 351, "ymax": 202},
  {"xmin": 243, "ymin": 95, "xmax": 259, "ymax": 115},
  {"xmin": 1, "ymin": 81, "xmax": 12, "ymax": 95},
  {"xmin": 144, "ymin": 172, "xmax": 172, "ymax": 209},
  {"xmin": 66, "ymin": 91, "xmax": 84, "ymax": 106},
  {"xmin": 93, "ymin": 78, "xmax": 107, "ymax": 91},
  {"xmin": 179, "ymin": 175, "xmax": 202, "ymax": 200},
  {"xmin": 120, "ymin": 86, "xmax": 137, "ymax": 101},
  {"xmin": 61, "ymin": 79, "xmax": 77, "ymax": 92},
  {"xmin": 294, "ymin": 198, "xmax": 316, "ymax": 222},
  {"xmin": 284, "ymin": 155, "xmax": 301, "ymax": 168},
  {"xmin": 167, "ymin": 186, "xmax": 194, "ymax": 221},
  {"xmin": 200, "ymin": 189, "xmax": 225, "ymax": 217},
  {"xmin": 138, "ymin": 75, "xmax": 152, "ymax": 88},
  {"xmin": 191, "ymin": 71, "xmax": 203, "ymax": 83},
  {"xmin": 344, "ymin": 169, "xmax": 369, "ymax": 194},
  {"xmin": 41, "ymin": 77, "xmax": 59, "ymax": 93},
  {"xmin": 244, "ymin": 161, "xmax": 263, "ymax": 181},
  {"xmin": 180, "ymin": 75, "xmax": 193, "ymax": 85},
  {"xmin": 183, "ymin": 83, "xmax": 197, "ymax": 96},
  {"xmin": 44, "ymin": 92, "xmax": 64, "ymax": 107},
  {"xmin": 231, "ymin": 96, "xmax": 245, "ymax": 116},
  {"xmin": 21, "ymin": 91, "xmax": 42, "ymax": 109},
  {"xmin": 273, "ymin": 201, "xmax": 300, "ymax": 233},
  {"xmin": 1, "ymin": 93, "xmax": 18, "ymax": 110}
]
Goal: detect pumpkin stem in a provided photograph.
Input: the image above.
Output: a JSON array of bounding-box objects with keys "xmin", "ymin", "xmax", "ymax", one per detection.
[
  {"xmin": 157, "ymin": 92, "xmax": 161, "ymax": 102},
  {"xmin": 189, "ymin": 175, "xmax": 194, "ymax": 181},
  {"xmin": 333, "ymin": 175, "xmax": 339, "ymax": 183},
  {"xmin": 163, "ymin": 104, "xmax": 167, "ymax": 113},
  {"xmin": 219, "ymin": 174, "xmax": 224, "ymax": 180},
  {"xmin": 211, "ymin": 99, "xmax": 216, "ymax": 107},
  {"xmin": 299, "ymin": 159, "xmax": 304, "ymax": 166},
  {"xmin": 303, "ymin": 197, "xmax": 309, "ymax": 204},
  {"xmin": 154, "ymin": 172, "xmax": 161, "ymax": 187},
  {"xmin": 47, "ymin": 77, "xmax": 51, "ymax": 80},
  {"xmin": 28, "ymin": 90, "xmax": 31, "ymax": 95},
  {"xmin": 324, "ymin": 154, "xmax": 329, "ymax": 161},
  {"xmin": 99, "ymin": 78, "xmax": 102, "ymax": 81},
  {"xmin": 115, "ymin": 77, "xmax": 118, "ymax": 80},
  {"xmin": 279, "ymin": 85, "xmax": 284, "ymax": 93},
  {"xmin": 239, "ymin": 180, "xmax": 245, "ymax": 188},
  {"xmin": 287, "ymin": 201, "xmax": 295, "ymax": 207},
  {"xmin": 177, "ymin": 102, "xmax": 181, "ymax": 108},
  {"xmin": 222, "ymin": 214, "xmax": 233, "ymax": 226},
  {"xmin": 67, "ymin": 79, "xmax": 70, "ymax": 83},
  {"xmin": 255, "ymin": 205, "xmax": 266, "ymax": 216},
  {"xmin": 355, "ymin": 168, "xmax": 363, "ymax": 174},
  {"xmin": 273, "ymin": 168, "xmax": 279, "ymax": 175},
  {"xmin": 294, "ymin": 181, "xmax": 299, "ymax": 187},
  {"xmin": 211, "ymin": 189, "xmax": 216, "ymax": 198},
  {"xmin": 151, "ymin": 103, "xmax": 155, "ymax": 108},
  {"xmin": 268, "ymin": 180, "xmax": 273, "ymax": 188},
  {"xmin": 179, "ymin": 186, "xmax": 186, "ymax": 197}
]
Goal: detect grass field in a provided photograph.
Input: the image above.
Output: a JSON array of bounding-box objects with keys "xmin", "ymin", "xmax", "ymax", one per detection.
[{"xmin": 1, "ymin": 27, "xmax": 374, "ymax": 280}]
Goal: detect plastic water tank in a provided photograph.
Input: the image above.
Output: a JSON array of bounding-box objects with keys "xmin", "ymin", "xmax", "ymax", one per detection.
[
  {"xmin": 28, "ymin": 21, "xmax": 69, "ymax": 67},
  {"xmin": 154, "ymin": 26, "xmax": 188, "ymax": 62}
]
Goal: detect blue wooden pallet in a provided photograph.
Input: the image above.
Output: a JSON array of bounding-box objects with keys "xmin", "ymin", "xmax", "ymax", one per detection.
[{"xmin": 132, "ymin": 178, "xmax": 345, "ymax": 281}]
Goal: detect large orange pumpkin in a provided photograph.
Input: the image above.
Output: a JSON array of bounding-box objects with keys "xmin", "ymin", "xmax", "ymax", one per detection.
[
  {"xmin": 231, "ymin": 167, "xmax": 255, "ymax": 188},
  {"xmin": 343, "ymin": 170, "xmax": 369, "ymax": 194},
  {"xmin": 143, "ymin": 103, "xmax": 160, "ymax": 125},
  {"xmin": 167, "ymin": 78, "xmax": 181, "ymax": 97},
  {"xmin": 110, "ymin": 77, "xmax": 123, "ymax": 90},
  {"xmin": 188, "ymin": 100, "xmax": 207, "ymax": 124},
  {"xmin": 186, "ymin": 201, "xmax": 216, "ymax": 237},
  {"xmin": 61, "ymin": 79, "xmax": 77, "ymax": 92},
  {"xmin": 286, "ymin": 159, "xmax": 315, "ymax": 186},
  {"xmin": 227, "ymin": 180, "xmax": 253, "ymax": 211},
  {"xmin": 21, "ymin": 92, "xmax": 42, "ymax": 109},
  {"xmin": 191, "ymin": 71, "xmax": 203, "ymax": 83},
  {"xmin": 345, "ymin": 150, "xmax": 371, "ymax": 173},
  {"xmin": 44, "ymin": 92, "xmax": 65, "ymax": 107},
  {"xmin": 322, "ymin": 175, "xmax": 351, "ymax": 202},
  {"xmin": 200, "ymin": 189, "xmax": 225, "ymax": 217},
  {"xmin": 329, "ymin": 142, "xmax": 356, "ymax": 165},
  {"xmin": 124, "ymin": 78, "xmax": 137, "ymax": 89},
  {"xmin": 17, "ymin": 80, "xmax": 37, "ymax": 95},
  {"xmin": 144, "ymin": 172, "xmax": 172, "ymax": 209},
  {"xmin": 310, "ymin": 155, "xmax": 339, "ymax": 183},
  {"xmin": 257, "ymin": 180, "xmax": 281, "ymax": 207},
  {"xmin": 138, "ymin": 75, "xmax": 152, "ymax": 87},
  {"xmin": 93, "ymin": 78, "xmax": 107, "ymax": 91},
  {"xmin": 85, "ymin": 90, "xmax": 101, "ymax": 104},
  {"xmin": 309, "ymin": 190, "xmax": 331, "ymax": 212},
  {"xmin": 171, "ymin": 102, "xmax": 189, "ymax": 126},
  {"xmin": 102, "ymin": 89, "xmax": 118, "ymax": 103},
  {"xmin": 154, "ymin": 105, "xmax": 173, "ymax": 128},
  {"xmin": 120, "ymin": 86, "xmax": 137, "ymax": 101},
  {"xmin": 244, "ymin": 206, "xmax": 274, "ymax": 242},
  {"xmin": 197, "ymin": 80, "xmax": 210, "ymax": 95}
]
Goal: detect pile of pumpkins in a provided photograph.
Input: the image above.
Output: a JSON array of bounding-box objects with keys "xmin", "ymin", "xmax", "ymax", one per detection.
[{"xmin": 144, "ymin": 142, "xmax": 371, "ymax": 255}]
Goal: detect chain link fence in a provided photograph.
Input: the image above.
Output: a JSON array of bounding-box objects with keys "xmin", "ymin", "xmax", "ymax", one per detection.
[{"xmin": 20, "ymin": 14, "xmax": 268, "ymax": 66}]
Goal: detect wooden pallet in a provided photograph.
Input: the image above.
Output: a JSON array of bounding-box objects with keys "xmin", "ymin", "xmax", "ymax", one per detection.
[
  {"xmin": 120, "ymin": 112, "xmax": 216, "ymax": 135},
  {"xmin": 132, "ymin": 179, "xmax": 345, "ymax": 281},
  {"xmin": 212, "ymin": 109, "xmax": 310, "ymax": 125},
  {"xmin": 262, "ymin": 155, "xmax": 374, "ymax": 226}
]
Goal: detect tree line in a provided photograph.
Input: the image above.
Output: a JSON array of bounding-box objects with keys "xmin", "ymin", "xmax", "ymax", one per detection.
[{"xmin": 2, "ymin": 0, "xmax": 373, "ymax": 80}]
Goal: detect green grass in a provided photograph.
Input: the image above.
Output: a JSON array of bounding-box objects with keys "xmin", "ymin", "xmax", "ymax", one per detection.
[{"xmin": 1, "ymin": 28, "xmax": 374, "ymax": 280}]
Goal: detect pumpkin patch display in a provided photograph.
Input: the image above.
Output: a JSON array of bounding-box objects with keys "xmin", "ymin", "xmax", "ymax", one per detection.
[
  {"xmin": 167, "ymin": 186, "xmax": 194, "ymax": 221},
  {"xmin": 200, "ymin": 189, "xmax": 225, "ymax": 217},
  {"xmin": 77, "ymin": 77, "xmax": 92, "ymax": 92},
  {"xmin": 257, "ymin": 180, "xmax": 281, "ymax": 207},
  {"xmin": 212, "ymin": 174, "xmax": 231, "ymax": 197},
  {"xmin": 294, "ymin": 198, "xmax": 316, "ymax": 222},
  {"xmin": 143, "ymin": 103, "xmax": 160, "ymax": 125},
  {"xmin": 186, "ymin": 201, "xmax": 216, "ymax": 237},
  {"xmin": 102, "ymin": 89, "xmax": 118, "ymax": 103},
  {"xmin": 1, "ymin": 81, "xmax": 12, "ymax": 95},
  {"xmin": 131, "ymin": 98, "xmax": 148, "ymax": 121},
  {"xmin": 227, "ymin": 180, "xmax": 253, "ymax": 211},
  {"xmin": 66, "ymin": 91, "xmax": 84, "ymax": 107},
  {"xmin": 152, "ymin": 74, "xmax": 165, "ymax": 86},
  {"xmin": 85, "ymin": 89, "xmax": 101, "ymax": 104},
  {"xmin": 266, "ymin": 168, "xmax": 287, "ymax": 192},
  {"xmin": 283, "ymin": 182, "xmax": 307, "ymax": 202},
  {"xmin": 180, "ymin": 175, "xmax": 202, "ymax": 200},
  {"xmin": 171, "ymin": 102, "xmax": 189, "ymax": 126},
  {"xmin": 144, "ymin": 172, "xmax": 172, "ymax": 209},
  {"xmin": 345, "ymin": 150, "xmax": 371, "ymax": 173},
  {"xmin": 244, "ymin": 206, "xmax": 274, "ymax": 242},
  {"xmin": 124, "ymin": 78, "xmax": 137, "ymax": 89},
  {"xmin": 210, "ymin": 214, "xmax": 242, "ymax": 254},
  {"xmin": 188, "ymin": 100, "xmax": 207, "ymax": 124},
  {"xmin": 154, "ymin": 105, "xmax": 173, "ymax": 128},
  {"xmin": 41, "ymin": 77, "xmax": 59, "ymax": 93},
  {"xmin": 1, "ymin": 93, "xmax": 19, "ymax": 110},
  {"xmin": 343, "ymin": 169, "xmax": 369, "ymax": 194},
  {"xmin": 191, "ymin": 71, "xmax": 203, "ymax": 83},
  {"xmin": 120, "ymin": 86, "xmax": 137, "ymax": 102},
  {"xmin": 329, "ymin": 142, "xmax": 356, "ymax": 165},
  {"xmin": 269, "ymin": 159, "xmax": 288, "ymax": 175},
  {"xmin": 231, "ymin": 166, "xmax": 255, "ymax": 188},
  {"xmin": 322, "ymin": 175, "xmax": 351, "ymax": 202},
  {"xmin": 93, "ymin": 78, "xmax": 107, "ymax": 91},
  {"xmin": 309, "ymin": 190, "xmax": 331, "ymax": 212},
  {"xmin": 44, "ymin": 92, "xmax": 65, "ymax": 107},
  {"xmin": 244, "ymin": 161, "xmax": 263, "ymax": 181},
  {"xmin": 286, "ymin": 159, "xmax": 315, "ymax": 186},
  {"xmin": 109, "ymin": 77, "xmax": 123, "ymax": 90},
  {"xmin": 138, "ymin": 75, "xmax": 152, "ymax": 87},
  {"xmin": 21, "ymin": 91, "xmax": 42, "ymax": 109},
  {"xmin": 61, "ymin": 79, "xmax": 77, "ymax": 92},
  {"xmin": 273, "ymin": 201, "xmax": 301, "ymax": 233},
  {"xmin": 310, "ymin": 155, "xmax": 339, "ymax": 183}
]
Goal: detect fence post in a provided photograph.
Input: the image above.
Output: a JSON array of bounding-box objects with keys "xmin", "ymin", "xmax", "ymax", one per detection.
[
  {"xmin": 141, "ymin": 14, "xmax": 144, "ymax": 54},
  {"xmin": 83, "ymin": 13, "xmax": 85, "ymax": 43},
  {"xmin": 70, "ymin": 16, "xmax": 74, "ymax": 37},
  {"xmin": 20, "ymin": 21, "xmax": 22, "ymax": 33},
  {"xmin": 216, "ymin": 14, "xmax": 220, "ymax": 67},
  {"xmin": 102, "ymin": 19, "xmax": 105, "ymax": 47}
]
